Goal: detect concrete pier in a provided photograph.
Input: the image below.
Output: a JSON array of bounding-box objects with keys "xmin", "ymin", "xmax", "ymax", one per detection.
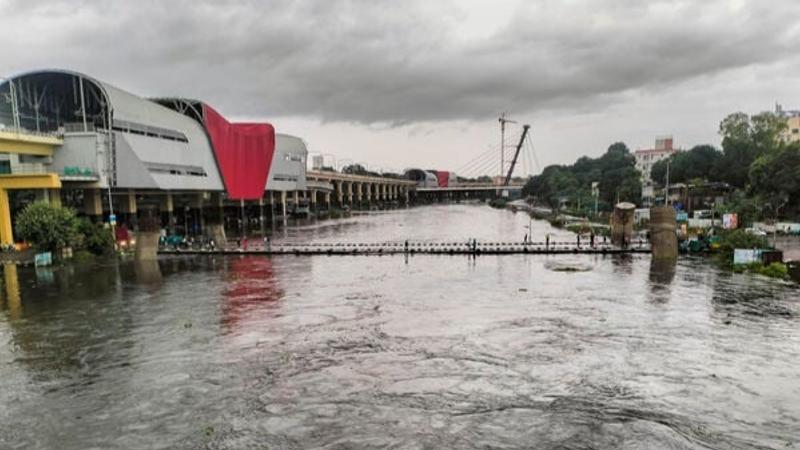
[{"xmin": 649, "ymin": 206, "xmax": 678, "ymax": 260}]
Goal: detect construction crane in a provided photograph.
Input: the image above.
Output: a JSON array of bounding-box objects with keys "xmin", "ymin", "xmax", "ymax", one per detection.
[
  {"xmin": 503, "ymin": 124, "xmax": 530, "ymax": 186},
  {"xmin": 498, "ymin": 113, "xmax": 517, "ymax": 179}
]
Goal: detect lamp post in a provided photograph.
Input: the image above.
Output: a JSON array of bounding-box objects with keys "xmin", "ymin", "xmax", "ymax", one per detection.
[
  {"xmin": 665, "ymin": 158, "xmax": 671, "ymax": 206},
  {"xmin": 0, "ymin": 76, "xmax": 21, "ymax": 133},
  {"xmin": 524, "ymin": 216, "xmax": 533, "ymax": 244}
]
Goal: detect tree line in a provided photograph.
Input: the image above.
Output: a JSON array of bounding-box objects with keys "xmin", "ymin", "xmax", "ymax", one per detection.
[
  {"xmin": 650, "ymin": 111, "xmax": 799, "ymax": 221},
  {"xmin": 521, "ymin": 142, "xmax": 641, "ymax": 214},
  {"xmin": 523, "ymin": 111, "xmax": 800, "ymax": 221}
]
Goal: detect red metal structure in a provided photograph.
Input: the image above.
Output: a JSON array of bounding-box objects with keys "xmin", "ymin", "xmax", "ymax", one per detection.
[{"xmin": 202, "ymin": 104, "xmax": 276, "ymax": 200}]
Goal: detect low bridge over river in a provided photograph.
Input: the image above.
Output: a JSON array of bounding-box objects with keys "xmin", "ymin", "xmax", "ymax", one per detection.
[{"xmin": 159, "ymin": 237, "xmax": 650, "ymax": 256}]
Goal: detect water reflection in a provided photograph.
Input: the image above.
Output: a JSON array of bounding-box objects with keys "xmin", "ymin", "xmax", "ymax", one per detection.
[
  {"xmin": 133, "ymin": 259, "xmax": 163, "ymax": 286},
  {"xmin": 610, "ymin": 253, "xmax": 634, "ymax": 275},
  {"xmin": 648, "ymin": 257, "xmax": 676, "ymax": 303},
  {"xmin": 2, "ymin": 263, "xmax": 21, "ymax": 320},
  {"xmin": 221, "ymin": 256, "xmax": 283, "ymax": 333},
  {"xmin": 0, "ymin": 261, "xmax": 133, "ymax": 380}
]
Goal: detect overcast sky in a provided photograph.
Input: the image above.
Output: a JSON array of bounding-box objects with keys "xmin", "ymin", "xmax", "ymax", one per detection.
[{"xmin": 2, "ymin": 0, "xmax": 799, "ymax": 176}]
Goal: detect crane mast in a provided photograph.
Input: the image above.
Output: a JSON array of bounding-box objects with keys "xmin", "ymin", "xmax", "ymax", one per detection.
[{"xmin": 504, "ymin": 124, "xmax": 530, "ymax": 186}]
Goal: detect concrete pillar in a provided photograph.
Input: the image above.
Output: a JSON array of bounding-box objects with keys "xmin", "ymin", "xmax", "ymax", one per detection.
[
  {"xmin": 309, "ymin": 189, "xmax": 317, "ymax": 212},
  {"xmin": 212, "ymin": 191, "xmax": 224, "ymax": 226},
  {"xmin": 325, "ymin": 192, "xmax": 331, "ymax": 210},
  {"xmin": 293, "ymin": 190, "xmax": 300, "ymax": 209},
  {"xmin": 346, "ymin": 181, "xmax": 353, "ymax": 205},
  {"xmin": 120, "ymin": 189, "xmax": 138, "ymax": 230},
  {"xmin": 31, "ymin": 188, "xmax": 61, "ymax": 207},
  {"xmin": 84, "ymin": 188, "xmax": 103, "ymax": 218},
  {"xmin": 611, "ymin": 202, "xmax": 635, "ymax": 247},
  {"xmin": 356, "ymin": 182, "xmax": 363, "ymax": 203},
  {"xmin": 134, "ymin": 231, "xmax": 159, "ymax": 261},
  {"xmin": 194, "ymin": 193, "xmax": 205, "ymax": 234},
  {"xmin": 281, "ymin": 191, "xmax": 288, "ymax": 218},
  {"xmin": 48, "ymin": 189, "xmax": 61, "ymax": 207},
  {"xmin": 650, "ymin": 206, "xmax": 678, "ymax": 260},
  {"xmin": 121, "ymin": 190, "xmax": 137, "ymax": 214},
  {"xmin": 336, "ymin": 181, "xmax": 344, "ymax": 206},
  {"xmin": 366, "ymin": 183, "xmax": 372, "ymax": 202},
  {"xmin": 161, "ymin": 192, "xmax": 175, "ymax": 232}
]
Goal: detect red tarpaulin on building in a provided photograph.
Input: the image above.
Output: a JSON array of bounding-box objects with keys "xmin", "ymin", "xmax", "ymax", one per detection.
[
  {"xmin": 202, "ymin": 104, "xmax": 275, "ymax": 200},
  {"xmin": 436, "ymin": 171, "xmax": 450, "ymax": 188}
]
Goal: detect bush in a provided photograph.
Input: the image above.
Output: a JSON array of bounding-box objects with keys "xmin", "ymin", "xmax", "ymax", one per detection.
[
  {"xmin": 75, "ymin": 217, "xmax": 115, "ymax": 255},
  {"xmin": 15, "ymin": 202, "xmax": 79, "ymax": 252},
  {"xmin": 758, "ymin": 262, "xmax": 789, "ymax": 279},
  {"xmin": 732, "ymin": 262, "xmax": 789, "ymax": 280},
  {"xmin": 715, "ymin": 228, "xmax": 769, "ymax": 263}
]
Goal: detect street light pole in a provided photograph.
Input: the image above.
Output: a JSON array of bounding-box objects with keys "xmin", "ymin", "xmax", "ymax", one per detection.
[
  {"xmin": 1, "ymin": 76, "xmax": 21, "ymax": 133},
  {"xmin": 665, "ymin": 158, "xmax": 671, "ymax": 206}
]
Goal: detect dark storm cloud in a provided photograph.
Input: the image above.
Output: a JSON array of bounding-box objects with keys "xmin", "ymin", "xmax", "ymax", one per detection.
[{"xmin": 1, "ymin": 0, "xmax": 798, "ymax": 124}]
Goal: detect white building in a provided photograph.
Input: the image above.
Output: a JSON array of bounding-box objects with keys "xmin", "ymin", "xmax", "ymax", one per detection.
[{"xmin": 635, "ymin": 136, "xmax": 679, "ymax": 207}]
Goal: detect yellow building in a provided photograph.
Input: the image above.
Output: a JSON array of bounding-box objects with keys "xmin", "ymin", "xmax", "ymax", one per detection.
[
  {"xmin": 775, "ymin": 104, "xmax": 800, "ymax": 143},
  {"xmin": 0, "ymin": 130, "xmax": 63, "ymax": 245},
  {"xmin": 782, "ymin": 115, "xmax": 800, "ymax": 143}
]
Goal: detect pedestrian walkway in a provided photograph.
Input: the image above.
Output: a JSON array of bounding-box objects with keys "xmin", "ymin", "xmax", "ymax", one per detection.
[{"xmin": 159, "ymin": 238, "xmax": 650, "ymax": 256}]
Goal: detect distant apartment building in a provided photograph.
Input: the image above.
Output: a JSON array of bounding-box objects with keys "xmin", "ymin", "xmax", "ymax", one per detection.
[
  {"xmin": 635, "ymin": 136, "xmax": 679, "ymax": 207},
  {"xmin": 775, "ymin": 104, "xmax": 800, "ymax": 143}
]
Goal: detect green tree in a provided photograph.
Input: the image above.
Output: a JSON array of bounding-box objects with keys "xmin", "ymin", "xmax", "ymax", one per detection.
[
  {"xmin": 749, "ymin": 142, "xmax": 800, "ymax": 219},
  {"xmin": 522, "ymin": 142, "xmax": 641, "ymax": 211},
  {"xmin": 75, "ymin": 217, "xmax": 115, "ymax": 255},
  {"xmin": 714, "ymin": 112, "xmax": 787, "ymax": 188},
  {"xmin": 15, "ymin": 202, "xmax": 79, "ymax": 252},
  {"xmin": 341, "ymin": 164, "xmax": 368, "ymax": 175},
  {"xmin": 651, "ymin": 145, "xmax": 722, "ymax": 184}
]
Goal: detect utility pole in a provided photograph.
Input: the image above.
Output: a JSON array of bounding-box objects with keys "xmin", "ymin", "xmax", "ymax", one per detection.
[
  {"xmin": 665, "ymin": 159, "xmax": 671, "ymax": 206},
  {"xmin": 498, "ymin": 113, "xmax": 517, "ymax": 183}
]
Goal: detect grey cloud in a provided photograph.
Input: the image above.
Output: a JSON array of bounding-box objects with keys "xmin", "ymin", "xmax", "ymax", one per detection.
[{"xmin": 1, "ymin": 0, "xmax": 798, "ymax": 125}]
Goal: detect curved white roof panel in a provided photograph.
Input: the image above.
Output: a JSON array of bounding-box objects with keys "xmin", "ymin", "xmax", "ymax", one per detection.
[
  {"xmin": 267, "ymin": 133, "xmax": 308, "ymax": 192},
  {"xmin": 2, "ymin": 69, "xmax": 224, "ymax": 192}
]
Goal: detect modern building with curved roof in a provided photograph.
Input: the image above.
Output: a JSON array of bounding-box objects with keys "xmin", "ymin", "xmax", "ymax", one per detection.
[
  {"xmin": 0, "ymin": 68, "xmax": 410, "ymax": 247},
  {"xmin": 0, "ymin": 69, "xmax": 307, "ymax": 243}
]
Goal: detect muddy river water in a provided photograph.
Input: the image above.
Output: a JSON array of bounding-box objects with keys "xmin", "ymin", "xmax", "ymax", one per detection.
[{"xmin": 0, "ymin": 204, "xmax": 798, "ymax": 449}]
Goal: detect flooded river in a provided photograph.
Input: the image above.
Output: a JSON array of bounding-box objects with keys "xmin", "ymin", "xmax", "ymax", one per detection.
[{"xmin": 1, "ymin": 204, "xmax": 799, "ymax": 449}]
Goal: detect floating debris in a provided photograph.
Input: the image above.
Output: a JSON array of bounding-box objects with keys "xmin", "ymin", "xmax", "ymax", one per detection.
[{"xmin": 544, "ymin": 260, "xmax": 593, "ymax": 272}]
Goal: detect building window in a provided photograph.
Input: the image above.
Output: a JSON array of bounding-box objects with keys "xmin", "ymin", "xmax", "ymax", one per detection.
[
  {"xmin": 112, "ymin": 119, "xmax": 189, "ymax": 143},
  {"xmin": 145, "ymin": 162, "xmax": 207, "ymax": 177}
]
